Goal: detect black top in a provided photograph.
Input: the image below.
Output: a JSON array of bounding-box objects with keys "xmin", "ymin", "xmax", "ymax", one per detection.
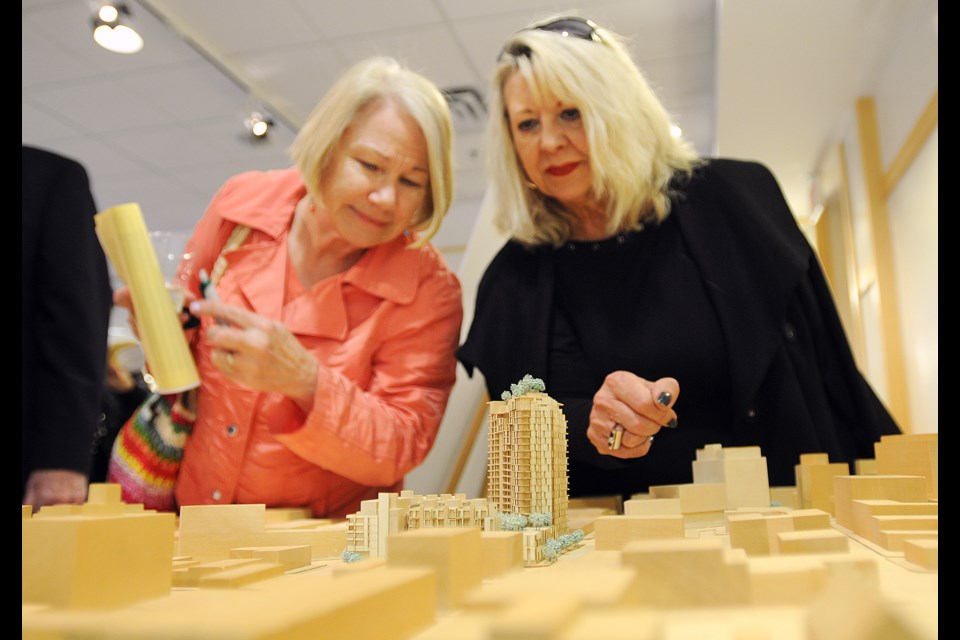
[
  {"xmin": 548, "ymin": 217, "xmax": 731, "ymax": 497},
  {"xmin": 458, "ymin": 158, "xmax": 900, "ymax": 499}
]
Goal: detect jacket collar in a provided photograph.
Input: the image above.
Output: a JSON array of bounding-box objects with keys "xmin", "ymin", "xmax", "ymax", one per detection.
[{"xmin": 214, "ymin": 168, "xmax": 424, "ymax": 337}]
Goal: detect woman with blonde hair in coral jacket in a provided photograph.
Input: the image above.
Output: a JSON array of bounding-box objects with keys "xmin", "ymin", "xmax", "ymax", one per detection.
[{"xmin": 116, "ymin": 56, "xmax": 462, "ymax": 518}]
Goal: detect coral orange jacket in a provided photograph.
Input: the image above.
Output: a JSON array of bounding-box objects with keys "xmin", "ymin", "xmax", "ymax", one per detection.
[{"xmin": 175, "ymin": 168, "xmax": 463, "ymax": 518}]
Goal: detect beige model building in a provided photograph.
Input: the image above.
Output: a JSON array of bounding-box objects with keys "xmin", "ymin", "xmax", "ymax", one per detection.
[
  {"xmin": 345, "ymin": 378, "xmax": 577, "ymax": 566},
  {"xmin": 346, "ymin": 491, "xmax": 493, "ymax": 559},
  {"xmin": 486, "ymin": 381, "xmax": 569, "ymax": 531},
  {"xmin": 486, "ymin": 378, "xmax": 570, "ymax": 549}
]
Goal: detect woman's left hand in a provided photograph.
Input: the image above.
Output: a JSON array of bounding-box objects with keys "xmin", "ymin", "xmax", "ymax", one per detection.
[{"xmin": 188, "ymin": 299, "xmax": 318, "ymax": 411}]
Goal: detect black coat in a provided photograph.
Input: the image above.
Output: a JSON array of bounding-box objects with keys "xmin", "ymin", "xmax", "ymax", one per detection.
[
  {"xmin": 21, "ymin": 145, "xmax": 113, "ymax": 497},
  {"xmin": 458, "ymin": 158, "xmax": 900, "ymax": 492}
]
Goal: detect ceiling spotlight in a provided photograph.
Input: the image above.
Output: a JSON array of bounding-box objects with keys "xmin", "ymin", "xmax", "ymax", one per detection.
[
  {"xmin": 245, "ymin": 111, "xmax": 274, "ymax": 140},
  {"xmin": 91, "ymin": 2, "xmax": 144, "ymax": 54}
]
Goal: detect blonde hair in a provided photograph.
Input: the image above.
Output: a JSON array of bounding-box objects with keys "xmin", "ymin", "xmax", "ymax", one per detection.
[
  {"xmin": 486, "ymin": 17, "xmax": 700, "ymax": 247},
  {"xmin": 290, "ymin": 56, "xmax": 454, "ymax": 247}
]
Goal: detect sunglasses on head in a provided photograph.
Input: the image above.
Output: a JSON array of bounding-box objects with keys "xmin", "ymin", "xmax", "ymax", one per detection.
[{"xmin": 498, "ymin": 16, "xmax": 603, "ymax": 61}]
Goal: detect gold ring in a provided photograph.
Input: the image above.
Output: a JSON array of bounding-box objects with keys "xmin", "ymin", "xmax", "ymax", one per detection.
[{"xmin": 607, "ymin": 424, "xmax": 623, "ymax": 450}]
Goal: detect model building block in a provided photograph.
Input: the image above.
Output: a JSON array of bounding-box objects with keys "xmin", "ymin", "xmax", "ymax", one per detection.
[
  {"xmin": 726, "ymin": 513, "xmax": 772, "ymax": 555},
  {"xmin": 789, "ymin": 508, "xmax": 833, "ymax": 530},
  {"xmin": 855, "ymin": 458, "xmax": 878, "ymax": 475},
  {"xmin": 769, "ymin": 486, "xmax": 799, "ymax": 508},
  {"xmin": 229, "ymin": 545, "xmax": 313, "ymax": 571},
  {"xmin": 197, "ymin": 560, "xmax": 286, "ymax": 588},
  {"xmin": 178, "ymin": 504, "xmax": 347, "ymax": 562},
  {"xmin": 487, "ymin": 592, "xmax": 584, "ymax": 640},
  {"xmin": 624, "ymin": 497, "xmax": 681, "ymax": 516},
  {"xmin": 178, "ymin": 504, "xmax": 269, "ymax": 561},
  {"xmin": 263, "ymin": 507, "xmax": 313, "ymax": 523},
  {"xmin": 22, "ymin": 510, "xmax": 176, "ymax": 609},
  {"xmin": 174, "ymin": 558, "xmax": 261, "ymax": 587},
  {"xmin": 876, "ymin": 530, "xmax": 939, "ymax": 553},
  {"xmin": 593, "ymin": 515, "xmax": 684, "ymax": 551},
  {"xmin": 776, "ymin": 529, "xmax": 850, "ymax": 554},
  {"xmin": 806, "ymin": 569, "xmax": 928, "ymax": 640},
  {"xmin": 874, "ymin": 433, "xmax": 938, "ymax": 500},
  {"xmin": 87, "ymin": 482, "xmax": 122, "ymax": 504},
  {"xmin": 620, "ymin": 538, "xmax": 751, "ymax": 607},
  {"xmin": 691, "ymin": 444, "xmax": 771, "ymax": 508},
  {"xmin": 480, "ymin": 531, "xmax": 524, "ymax": 579},
  {"xmin": 795, "ymin": 453, "xmax": 850, "ymax": 514},
  {"xmin": 463, "ymin": 566, "xmax": 640, "ymax": 610},
  {"xmin": 833, "ymin": 475, "xmax": 928, "ymax": 531},
  {"xmin": 387, "ymin": 527, "xmax": 483, "ymax": 611},
  {"xmin": 648, "ymin": 482, "xmax": 726, "ymax": 524},
  {"xmin": 748, "ymin": 554, "xmax": 878, "ymax": 606},
  {"xmin": 903, "ymin": 539, "xmax": 938, "ymax": 570}
]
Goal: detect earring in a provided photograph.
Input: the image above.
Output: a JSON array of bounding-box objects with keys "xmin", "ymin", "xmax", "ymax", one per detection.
[{"xmin": 525, "ymin": 179, "xmax": 538, "ymax": 191}]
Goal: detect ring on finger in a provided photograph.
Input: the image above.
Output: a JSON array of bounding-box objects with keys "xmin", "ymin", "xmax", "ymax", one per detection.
[{"xmin": 607, "ymin": 424, "xmax": 624, "ymax": 450}]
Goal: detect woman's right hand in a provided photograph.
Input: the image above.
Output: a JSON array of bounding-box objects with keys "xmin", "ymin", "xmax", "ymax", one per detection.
[{"xmin": 113, "ymin": 287, "xmax": 139, "ymax": 339}]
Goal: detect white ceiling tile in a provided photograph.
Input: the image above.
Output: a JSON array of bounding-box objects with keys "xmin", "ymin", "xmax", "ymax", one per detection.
[
  {"xmin": 147, "ymin": 0, "xmax": 324, "ymax": 55},
  {"xmin": 436, "ymin": 0, "xmax": 589, "ymax": 20},
  {"xmin": 103, "ymin": 126, "xmax": 232, "ymax": 171},
  {"xmin": 21, "ymin": 100, "xmax": 84, "ymax": 142},
  {"xmin": 224, "ymin": 42, "xmax": 348, "ymax": 127},
  {"xmin": 26, "ymin": 77, "xmax": 174, "ymax": 133},
  {"xmin": 117, "ymin": 61, "xmax": 249, "ymax": 124},
  {"xmin": 292, "ymin": 0, "xmax": 445, "ymax": 36},
  {"xmin": 331, "ymin": 24, "xmax": 482, "ymax": 90}
]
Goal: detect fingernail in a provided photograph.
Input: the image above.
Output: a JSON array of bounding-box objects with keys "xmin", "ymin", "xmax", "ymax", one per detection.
[
  {"xmin": 189, "ymin": 301, "xmax": 201, "ymax": 313},
  {"xmin": 656, "ymin": 391, "xmax": 672, "ymax": 407},
  {"xmin": 663, "ymin": 418, "xmax": 678, "ymax": 429}
]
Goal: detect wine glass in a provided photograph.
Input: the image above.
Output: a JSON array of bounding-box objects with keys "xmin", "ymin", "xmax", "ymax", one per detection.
[{"xmin": 148, "ymin": 231, "xmax": 194, "ymax": 315}]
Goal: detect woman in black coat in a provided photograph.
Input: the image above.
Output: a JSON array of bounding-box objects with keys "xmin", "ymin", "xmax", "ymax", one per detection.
[{"xmin": 457, "ymin": 16, "xmax": 900, "ymax": 500}]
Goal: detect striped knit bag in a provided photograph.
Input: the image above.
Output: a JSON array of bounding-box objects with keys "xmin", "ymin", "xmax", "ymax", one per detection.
[
  {"xmin": 106, "ymin": 223, "xmax": 250, "ymax": 511},
  {"xmin": 107, "ymin": 392, "xmax": 195, "ymax": 511}
]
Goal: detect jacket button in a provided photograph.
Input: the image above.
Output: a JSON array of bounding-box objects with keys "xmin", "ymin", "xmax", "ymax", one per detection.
[
  {"xmin": 784, "ymin": 322, "xmax": 797, "ymax": 341},
  {"xmin": 226, "ymin": 424, "xmax": 238, "ymax": 437},
  {"xmin": 212, "ymin": 490, "xmax": 222, "ymax": 501}
]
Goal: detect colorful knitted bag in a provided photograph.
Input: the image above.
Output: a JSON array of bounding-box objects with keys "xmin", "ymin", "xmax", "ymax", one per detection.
[{"xmin": 107, "ymin": 392, "xmax": 195, "ymax": 511}]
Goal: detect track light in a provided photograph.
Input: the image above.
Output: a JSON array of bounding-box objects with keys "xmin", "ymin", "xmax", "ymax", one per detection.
[
  {"xmin": 244, "ymin": 111, "xmax": 274, "ymax": 140},
  {"xmin": 91, "ymin": 2, "xmax": 144, "ymax": 54}
]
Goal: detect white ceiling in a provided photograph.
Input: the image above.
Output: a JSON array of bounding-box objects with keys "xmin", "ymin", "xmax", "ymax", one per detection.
[{"xmin": 23, "ymin": 0, "xmax": 926, "ymax": 270}]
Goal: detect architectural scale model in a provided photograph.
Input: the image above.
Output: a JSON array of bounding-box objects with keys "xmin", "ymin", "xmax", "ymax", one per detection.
[
  {"xmin": 344, "ymin": 376, "xmax": 577, "ymax": 566},
  {"xmin": 22, "ymin": 417, "xmax": 938, "ymax": 639}
]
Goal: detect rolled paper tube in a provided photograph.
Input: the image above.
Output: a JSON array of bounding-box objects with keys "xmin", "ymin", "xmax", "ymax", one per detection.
[{"xmin": 95, "ymin": 203, "xmax": 200, "ymax": 393}]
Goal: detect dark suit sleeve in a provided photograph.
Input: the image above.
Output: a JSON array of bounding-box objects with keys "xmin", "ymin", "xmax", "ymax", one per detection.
[{"xmin": 25, "ymin": 151, "xmax": 112, "ymax": 476}]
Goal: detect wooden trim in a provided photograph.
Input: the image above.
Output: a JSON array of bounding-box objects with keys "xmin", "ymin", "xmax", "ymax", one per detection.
[
  {"xmin": 884, "ymin": 89, "xmax": 938, "ymax": 197},
  {"xmin": 444, "ymin": 391, "xmax": 489, "ymax": 494},
  {"xmin": 855, "ymin": 97, "xmax": 911, "ymax": 431},
  {"xmin": 836, "ymin": 142, "xmax": 866, "ymax": 364}
]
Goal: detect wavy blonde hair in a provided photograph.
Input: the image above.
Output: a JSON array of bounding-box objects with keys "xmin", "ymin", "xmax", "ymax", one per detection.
[
  {"xmin": 290, "ymin": 56, "xmax": 453, "ymax": 247},
  {"xmin": 485, "ymin": 16, "xmax": 701, "ymax": 247}
]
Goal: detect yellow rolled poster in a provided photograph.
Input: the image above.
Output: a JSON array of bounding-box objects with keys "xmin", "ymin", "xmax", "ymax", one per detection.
[{"xmin": 95, "ymin": 203, "xmax": 200, "ymax": 393}]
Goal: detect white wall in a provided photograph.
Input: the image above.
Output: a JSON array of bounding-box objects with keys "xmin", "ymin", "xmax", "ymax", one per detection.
[
  {"xmin": 833, "ymin": 0, "xmax": 937, "ymax": 433},
  {"xmin": 405, "ymin": 193, "xmax": 504, "ymax": 496}
]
